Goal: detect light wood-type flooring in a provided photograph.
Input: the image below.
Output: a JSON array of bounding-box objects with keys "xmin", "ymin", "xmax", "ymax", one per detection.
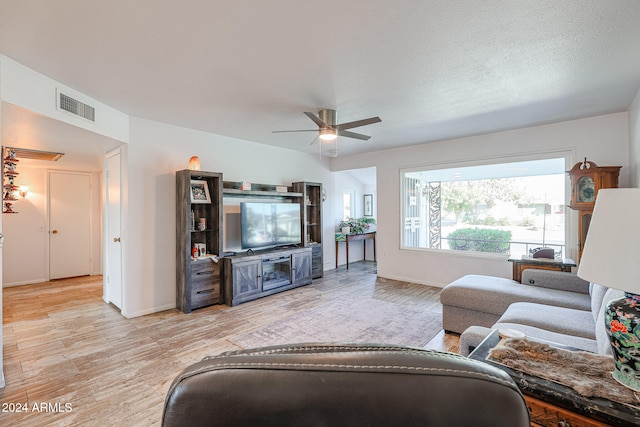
[{"xmin": 1, "ymin": 261, "xmax": 458, "ymax": 426}]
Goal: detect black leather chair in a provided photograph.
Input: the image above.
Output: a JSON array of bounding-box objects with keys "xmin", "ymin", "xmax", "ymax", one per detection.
[{"xmin": 163, "ymin": 343, "xmax": 529, "ymax": 426}]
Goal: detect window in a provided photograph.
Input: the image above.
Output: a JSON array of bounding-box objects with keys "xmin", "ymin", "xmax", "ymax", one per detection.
[
  {"xmin": 401, "ymin": 157, "xmax": 567, "ymax": 257},
  {"xmin": 343, "ymin": 192, "xmax": 353, "ymax": 221}
]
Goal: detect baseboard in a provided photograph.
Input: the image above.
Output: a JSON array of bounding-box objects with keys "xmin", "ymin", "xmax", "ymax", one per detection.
[
  {"xmin": 2, "ymin": 278, "xmax": 49, "ymax": 288},
  {"xmin": 376, "ymin": 272, "xmax": 445, "ymax": 288},
  {"xmin": 121, "ymin": 302, "xmax": 176, "ymax": 319}
]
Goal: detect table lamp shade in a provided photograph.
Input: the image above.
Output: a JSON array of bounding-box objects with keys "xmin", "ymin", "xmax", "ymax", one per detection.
[
  {"xmin": 577, "ymin": 189, "xmax": 640, "ymax": 293},
  {"xmin": 577, "ymin": 188, "xmax": 640, "ymax": 391}
]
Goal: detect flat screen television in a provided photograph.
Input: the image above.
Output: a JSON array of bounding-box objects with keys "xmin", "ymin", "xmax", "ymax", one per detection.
[{"xmin": 241, "ymin": 202, "xmax": 301, "ymax": 250}]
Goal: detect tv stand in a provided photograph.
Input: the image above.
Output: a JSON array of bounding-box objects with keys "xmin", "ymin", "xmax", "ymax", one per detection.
[{"xmin": 221, "ymin": 246, "xmax": 312, "ymax": 306}]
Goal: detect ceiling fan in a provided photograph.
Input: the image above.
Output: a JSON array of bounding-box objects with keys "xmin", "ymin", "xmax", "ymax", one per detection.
[{"xmin": 273, "ymin": 109, "xmax": 381, "ymax": 143}]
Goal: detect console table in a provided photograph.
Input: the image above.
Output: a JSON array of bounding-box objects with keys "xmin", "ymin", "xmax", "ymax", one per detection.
[
  {"xmin": 469, "ymin": 330, "xmax": 640, "ymax": 426},
  {"xmin": 508, "ymin": 256, "xmax": 576, "ymax": 283},
  {"xmin": 335, "ymin": 231, "xmax": 376, "ymax": 269}
]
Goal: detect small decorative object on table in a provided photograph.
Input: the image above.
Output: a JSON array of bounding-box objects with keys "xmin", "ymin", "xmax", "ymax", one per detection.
[
  {"xmin": 577, "ymin": 188, "xmax": 640, "ymax": 392},
  {"xmin": 338, "ymin": 217, "xmax": 376, "ymax": 234}
]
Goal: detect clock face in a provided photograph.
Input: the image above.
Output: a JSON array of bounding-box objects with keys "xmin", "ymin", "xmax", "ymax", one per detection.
[{"xmin": 577, "ymin": 176, "xmax": 595, "ymax": 203}]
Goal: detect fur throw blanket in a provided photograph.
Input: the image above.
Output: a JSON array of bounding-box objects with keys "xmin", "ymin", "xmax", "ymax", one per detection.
[{"xmin": 489, "ymin": 338, "xmax": 640, "ymax": 407}]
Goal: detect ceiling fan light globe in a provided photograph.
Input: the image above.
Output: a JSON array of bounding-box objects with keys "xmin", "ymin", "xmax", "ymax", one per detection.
[{"xmin": 319, "ymin": 129, "xmax": 337, "ymax": 141}]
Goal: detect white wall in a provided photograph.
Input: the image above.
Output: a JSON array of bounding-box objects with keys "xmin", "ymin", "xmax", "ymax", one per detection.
[
  {"xmin": 630, "ymin": 87, "xmax": 640, "ymax": 187},
  {"xmin": 2, "ymin": 166, "xmax": 47, "ymax": 285},
  {"xmin": 121, "ymin": 117, "xmax": 334, "ymax": 317},
  {"xmin": 2, "ymin": 166, "xmax": 103, "ymax": 286},
  {"xmin": 0, "ymin": 55, "xmax": 129, "ymax": 144},
  {"xmin": 332, "ymin": 112, "xmax": 631, "ymax": 287}
]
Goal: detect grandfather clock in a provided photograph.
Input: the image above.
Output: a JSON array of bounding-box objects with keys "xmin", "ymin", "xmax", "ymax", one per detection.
[{"xmin": 567, "ymin": 158, "xmax": 621, "ymax": 260}]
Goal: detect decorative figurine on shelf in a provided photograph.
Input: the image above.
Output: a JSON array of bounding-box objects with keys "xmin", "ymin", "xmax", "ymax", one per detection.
[
  {"xmin": 188, "ymin": 156, "xmax": 201, "ymax": 171},
  {"xmin": 4, "ymin": 201, "xmax": 15, "ymax": 213}
]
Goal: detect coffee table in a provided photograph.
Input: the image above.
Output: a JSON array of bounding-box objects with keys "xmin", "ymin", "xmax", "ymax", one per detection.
[{"xmin": 469, "ymin": 329, "xmax": 639, "ymax": 426}]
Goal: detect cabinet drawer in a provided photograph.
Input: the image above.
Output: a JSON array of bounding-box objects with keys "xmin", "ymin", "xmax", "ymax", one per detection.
[
  {"xmin": 192, "ymin": 271, "xmax": 219, "ymax": 288},
  {"xmin": 191, "ymin": 260, "xmax": 220, "ymax": 276},
  {"xmin": 191, "ymin": 282, "xmax": 220, "ymax": 308},
  {"xmin": 191, "ymin": 262, "xmax": 219, "ymax": 284}
]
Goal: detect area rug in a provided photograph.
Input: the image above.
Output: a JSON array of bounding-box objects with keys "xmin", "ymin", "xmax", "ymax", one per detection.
[{"xmin": 229, "ymin": 298, "xmax": 442, "ymax": 349}]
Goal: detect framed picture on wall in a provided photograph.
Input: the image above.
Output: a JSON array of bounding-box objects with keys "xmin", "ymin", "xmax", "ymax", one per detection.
[
  {"xmin": 190, "ymin": 180, "xmax": 211, "ymax": 204},
  {"xmin": 364, "ymin": 194, "xmax": 373, "ymax": 216}
]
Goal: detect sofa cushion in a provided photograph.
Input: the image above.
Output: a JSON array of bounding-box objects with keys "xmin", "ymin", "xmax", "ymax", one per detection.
[
  {"xmin": 497, "ymin": 302, "xmax": 594, "ymax": 339},
  {"xmin": 440, "ymin": 274, "xmax": 591, "ymax": 318},
  {"xmin": 521, "ymin": 270, "xmax": 589, "ymax": 294},
  {"xmin": 491, "ymin": 322, "xmax": 598, "ymax": 353},
  {"xmin": 589, "ymin": 283, "xmax": 610, "ymax": 322}
]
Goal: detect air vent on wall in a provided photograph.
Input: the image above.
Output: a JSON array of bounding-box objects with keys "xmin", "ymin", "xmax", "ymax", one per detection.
[
  {"xmin": 8, "ymin": 147, "xmax": 64, "ymax": 162},
  {"xmin": 58, "ymin": 92, "xmax": 95, "ymax": 122}
]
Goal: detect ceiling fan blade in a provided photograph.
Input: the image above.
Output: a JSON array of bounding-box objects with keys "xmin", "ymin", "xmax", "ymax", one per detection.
[
  {"xmin": 304, "ymin": 111, "xmax": 328, "ymax": 128},
  {"xmin": 335, "ymin": 116, "xmax": 381, "ymax": 131},
  {"xmin": 272, "ymin": 129, "xmax": 318, "ymax": 133},
  {"xmin": 338, "ymin": 130, "xmax": 371, "ymax": 141}
]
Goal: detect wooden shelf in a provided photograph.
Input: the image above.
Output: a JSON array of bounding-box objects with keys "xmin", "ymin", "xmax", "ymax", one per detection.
[
  {"xmin": 293, "ymin": 181, "xmax": 323, "ymax": 279},
  {"xmin": 222, "ymin": 180, "xmax": 302, "ymax": 198},
  {"xmin": 222, "ymin": 188, "xmax": 302, "ymax": 198},
  {"xmin": 176, "ymin": 169, "xmax": 223, "ymax": 313}
]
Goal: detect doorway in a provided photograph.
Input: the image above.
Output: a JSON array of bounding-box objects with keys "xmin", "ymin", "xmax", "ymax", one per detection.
[
  {"xmin": 333, "ymin": 167, "xmax": 377, "ymax": 268},
  {"xmin": 48, "ymin": 171, "xmax": 92, "ymax": 280}
]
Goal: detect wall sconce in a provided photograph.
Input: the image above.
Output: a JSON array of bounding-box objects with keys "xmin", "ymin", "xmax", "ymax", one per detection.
[
  {"xmin": 188, "ymin": 156, "xmax": 201, "ymax": 171},
  {"xmin": 19, "ymin": 186, "xmax": 28, "ymax": 198}
]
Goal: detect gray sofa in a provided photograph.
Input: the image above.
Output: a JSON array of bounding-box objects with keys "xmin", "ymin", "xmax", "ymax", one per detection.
[{"xmin": 440, "ymin": 269, "xmax": 624, "ymax": 356}]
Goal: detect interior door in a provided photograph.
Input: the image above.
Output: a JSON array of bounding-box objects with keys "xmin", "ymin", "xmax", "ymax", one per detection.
[
  {"xmin": 49, "ymin": 171, "xmax": 91, "ymax": 279},
  {"xmin": 106, "ymin": 152, "xmax": 123, "ymax": 308}
]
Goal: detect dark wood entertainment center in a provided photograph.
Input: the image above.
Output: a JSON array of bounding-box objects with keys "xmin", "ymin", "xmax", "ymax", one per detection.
[
  {"xmin": 176, "ymin": 169, "xmax": 323, "ymax": 312},
  {"xmin": 221, "ymin": 246, "xmax": 312, "ymax": 306}
]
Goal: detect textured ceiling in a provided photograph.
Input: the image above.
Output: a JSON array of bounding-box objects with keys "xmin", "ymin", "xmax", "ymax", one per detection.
[{"xmin": 1, "ymin": 1, "xmax": 640, "ymax": 158}]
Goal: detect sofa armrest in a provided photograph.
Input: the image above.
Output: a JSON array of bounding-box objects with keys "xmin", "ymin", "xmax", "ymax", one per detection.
[{"xmin": 520, "ymin": 269, "xmax": 589, "ymax": 294}]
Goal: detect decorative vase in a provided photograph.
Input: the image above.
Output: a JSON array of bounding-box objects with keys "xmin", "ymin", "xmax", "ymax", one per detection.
[
  {"xmin": 605, "ymin": 292, "xmax": 640, "ymax": 392},
  {"xmin": 341, "ymin": 226, "xmax": 350, "ymax": 234}
]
